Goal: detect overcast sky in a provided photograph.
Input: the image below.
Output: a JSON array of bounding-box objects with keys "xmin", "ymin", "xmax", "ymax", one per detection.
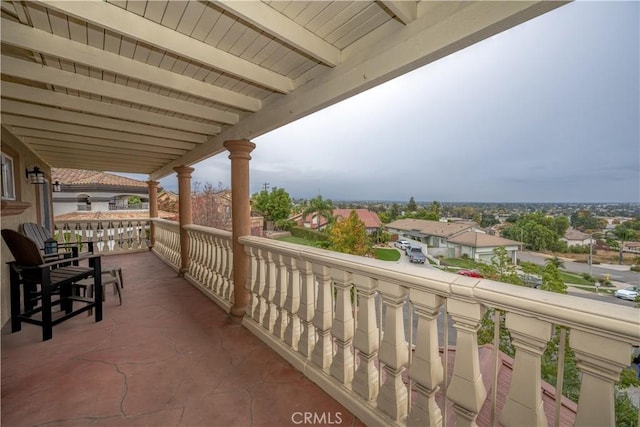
[{"xmin": 154, "ymin": 1, "xmax": 639, "ymax": 203}]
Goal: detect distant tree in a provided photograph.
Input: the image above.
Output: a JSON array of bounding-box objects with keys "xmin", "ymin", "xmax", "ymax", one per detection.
[
  {"xmin": 429, "ymin": 201, "xmax": 441, "ymax": 219},
  {"xmin": 328, "ymin": 210, "xmax": 371, "ymax": 256},
  {"xmin": 302, "ymin": 195, "xmax": 335, "ymax": 231},
  {"xmin": 251, "ymin": 187, "xmax": 292, "ymax": 223},
  {"xmin": 502, "ymin": 213, "xmax": 568, "ymax": 252},
  {"xmin": 571, "ymin": 209, "xmax": 598, "ymax": 230},
  {"xmin": 191, "ymin": 181, "xmax": 231, "ymax": 229},
  {"xmin": 388, "ymin": 203, "xmax": 400, "ymax": 221},
  {"xmin": 407, "ymin": 196, "xmax": 417, "ymax": 212},
  {"xmin": 612, "ymin": 225, "xmax": 636, "ymax": 264},
  {"xmin": 480, "ymin": 212, "xmax": 499, "ymax": 228},
  {"xmin": 412, "ymin": 207, "xmax": 438, "ymax": 221}
]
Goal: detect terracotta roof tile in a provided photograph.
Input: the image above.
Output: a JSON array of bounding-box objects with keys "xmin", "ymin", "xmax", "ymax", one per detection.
[
  {"xmin": 332, "ymin": 209, "xmax": 382, "ymax": 228},
  {"xmin": 52, "ymin": 168, "xmax": 147, "ymax": 188},
  {"xmin": 385, "ymin": 219, "xmax": 476, "ymax": 237},
  {"xmin": 447, "ymin": 231, "xmax": 522, "ymax": 248}
]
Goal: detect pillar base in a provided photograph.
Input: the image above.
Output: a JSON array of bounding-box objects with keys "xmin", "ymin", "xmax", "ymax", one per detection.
[
  {"xmin": 178, "ymin": 268, "xmax": 187, "ymax": 278},
  {"xmin": 230, "ymin": 304, "xmax": 247, "ymax": 322}
]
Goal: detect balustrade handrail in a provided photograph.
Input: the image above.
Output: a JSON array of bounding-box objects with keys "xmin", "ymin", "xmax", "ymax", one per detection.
[
  {"xmin": 184, "ymin": 224, "xmax": 232, "ymax": 238},
  {"xmin": 239, "ymin": 235, "xmax": 639, "ymax": 343},
  {"xmin": 150, "ymin": 218, "xmax": 179, "ymax": 227}
]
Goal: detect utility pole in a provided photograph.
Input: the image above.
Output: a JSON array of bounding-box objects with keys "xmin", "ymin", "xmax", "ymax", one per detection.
[
  {"xmin": 262, "ymin": 182, "xmax": 270, "ymax": 192},
  {"xmin": 589, "ymin": 233, "xmax": 593, "ymax": 276}
]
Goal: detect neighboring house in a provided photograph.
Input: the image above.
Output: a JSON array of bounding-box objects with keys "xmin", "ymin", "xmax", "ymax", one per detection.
[
  {"xmin": 562, "ymin": 229, "xmax": 592, "ymax": 247},
  {"xmin": 446, "ymin": 231, "xmax": 522, "ymax": 263},
  {"xmin": 384, "ymin": 218, "xmax": 481, "ymax": 248},
  {"xmin": 157, "ymin": 190, "xmax": 179, "ymax": 214},
  {"xmin": 332, "ymin": 209, "xmax": 381, "ymax": 234},
  {"xmin": 293, "ymin": 208, "xmax": 382, "ymax": 234},
  {"xmin": 52, "ymin": 168, "xmax": 148, "ymax": 216}
]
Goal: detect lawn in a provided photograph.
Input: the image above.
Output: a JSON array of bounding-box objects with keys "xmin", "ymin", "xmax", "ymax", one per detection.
[
  {"xmin": 373, "ymin": 248, "xmax": 401, "ymax": 261},
  {"xmin": 276, "ymin": 236, "xmax": 401, "ymax": 261},
  {"xmin": 557, "ymin": 271, "xmax": 595, "ymax": 286},
  {"xmin": 440, "ymin": 258, "xmax": 478, "ymax": 269}
]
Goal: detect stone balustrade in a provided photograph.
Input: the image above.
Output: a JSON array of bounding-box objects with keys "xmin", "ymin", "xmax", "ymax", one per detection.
[
  {"xmin": 54, "ymin": 219, "xmax": 150, "ymax": 256},
  {"xmin": 146, "ymin": 223, "xmax": 640, "ymax": 426},
  {"xmin": 150, "ymin": 219, "xmax": 181, "ymax": 270},
  {"xmin": 183, "ymin": 224, "xmax": 233, "ymax": 310},
  {"xmin": 235, "ymin": 235, "xmax": 640, "ymax": 427}
]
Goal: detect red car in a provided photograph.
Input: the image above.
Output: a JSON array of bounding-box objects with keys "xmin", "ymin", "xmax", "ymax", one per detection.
[{"xmin": 457, "ymin": 270, "xmax": 483, "ymax": 278}]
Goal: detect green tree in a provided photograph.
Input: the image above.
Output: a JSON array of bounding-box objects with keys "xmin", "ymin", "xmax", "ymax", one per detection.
[
  {"xmin": 388, "ymin": 203, "xmax": 400, "ymax": 221},
  {"xmin": 612, "ymin": 225, "xmax": 636, "ymax": 264},
  {"xmin": 251, "ymin": 187, "xmax": 292, "ymax": 223},
  {"xmin": 407, "ymin": 196, "xmax": 417, "ymax": 212},
  {"xmin": 502, "ymin": 213, "xmax": 568, "ymax": 252},
  {"xmin": 429, "ymin": 201, "xmax": 441, "ymax": 219},
  {"xmin": 328, "ymin": 210, "xmax": 371, "ymax": 256},
  {"xmin": 541, "ymin": 262, "xmax": 567, "ymax": 294},
  {"xmin": 302, "ymin": 195, "xmax": 335, "ymax": 231}
]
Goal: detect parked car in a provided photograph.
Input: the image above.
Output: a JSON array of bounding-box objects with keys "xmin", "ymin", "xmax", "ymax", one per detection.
[
  {"xmin": 407, "ymin": 246, "xmax": 426, "ymax": 264},
  {"xmin": 394, "ymin": 240, "xmax": 411, "ymax": 250},
  {"xmin": 457, "ymin": 270, "xmax": 483, "ymax": 278},
  {"xmin": 614, "ymin": 286, "xmax": 639, "ymax": 301},
  {"xmin": 517, "ymin": 272, "xmax": 543, "ymax": 289}
]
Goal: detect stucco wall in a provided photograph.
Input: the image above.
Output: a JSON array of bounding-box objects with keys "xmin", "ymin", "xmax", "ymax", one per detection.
[{"xmin": 1, "ymin": 127, "xmax": 51, "ymax": 327}]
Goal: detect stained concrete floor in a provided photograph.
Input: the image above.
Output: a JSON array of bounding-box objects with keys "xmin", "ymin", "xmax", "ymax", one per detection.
[{"xmin": 1, "ymin": 251, "xmax": 362, "ymax": 427}]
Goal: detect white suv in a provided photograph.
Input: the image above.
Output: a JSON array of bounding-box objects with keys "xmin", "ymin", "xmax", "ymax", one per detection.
[{"xmin": 394, "ymin": 240, "xmax": 411, "ymax": 250}]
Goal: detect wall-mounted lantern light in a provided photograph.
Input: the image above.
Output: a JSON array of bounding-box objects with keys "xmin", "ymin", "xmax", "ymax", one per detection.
[
  {"xmin": 52, "ymin": 180, "xmax": 62, "ymax": 192},
  {"xmin": 25, "ymin": 166, "xmax": 45, "ymax": 184}
]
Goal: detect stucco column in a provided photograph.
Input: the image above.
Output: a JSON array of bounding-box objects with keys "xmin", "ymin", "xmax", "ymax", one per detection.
[
  {"xmin": 146, "ymin": 180, "xmax": 159, "ymax": 250},
  {"xmin": 174, "ymin": 166, "xmax": 194, "ymax": 277},
  {"xmin": 224, "ymin": 139, "xmax": 256, "ymax": 321}
]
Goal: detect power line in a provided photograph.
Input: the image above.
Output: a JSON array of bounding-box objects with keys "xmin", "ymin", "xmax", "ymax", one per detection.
[{"xmin": 262, "ymin": 182, "xmax": 270, "ymax": 192}]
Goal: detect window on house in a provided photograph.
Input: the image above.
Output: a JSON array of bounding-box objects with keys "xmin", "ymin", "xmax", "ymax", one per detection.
[{"xmin": 1, "ymin": 152, "xmax": 16, "ymax": 200}]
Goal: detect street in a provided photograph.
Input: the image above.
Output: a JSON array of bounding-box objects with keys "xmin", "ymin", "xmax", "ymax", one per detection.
[{"xmin": 519, "ymin": 251, "xmax": 640, "ymax": 285}]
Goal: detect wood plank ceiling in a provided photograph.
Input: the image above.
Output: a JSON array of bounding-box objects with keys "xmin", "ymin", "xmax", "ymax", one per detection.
[{"xmin": 0, "ymin": 1, "xmax": 567, "ymax": 180}]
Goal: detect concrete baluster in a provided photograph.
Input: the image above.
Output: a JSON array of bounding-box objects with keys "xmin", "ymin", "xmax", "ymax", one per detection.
[
  {"xmin": 252, "ymin": 248, "xmax": 266, "ymax": 324},
  {"xmin": 262, "ymin": 251, "xmax": 277, "ymax": 332},
  {"xmin": 446, "ymin": 299, "xmax": 487, "ymax": 427},
  {"xmin": 570, "ymin": 330, "xmax": 632, "ymax": 427},
  {"xmin": 407, "ymin": 289, "xmax": 445, "ymax": 427},
  {"xmin": 352, "ymin": 274, "xmax": 379, "ymax": 401},
  {"xmin": 283, "ymin": 255, "xmax": 301, "ymax": 350},
  {"xmin": 499, "ymin": 313, "xmax": 552, "ymax": 427},
  {"xmin": 297, "ymin": 260, "xmax": 316, "ymax": 359},
  {"xmin": 376, "ymin": 280, "xmax": 409, "ymax": 421},
  {"xmin": 330, "ymin": 268, "xmax": 354, "ymax": 386},
  {"xmin": 311, "ymin": 264, "xmax": 334, "ymax": 371},
  {"xmin": 273, "ymin": 253, "xmax": 288, "ymax": 339}
]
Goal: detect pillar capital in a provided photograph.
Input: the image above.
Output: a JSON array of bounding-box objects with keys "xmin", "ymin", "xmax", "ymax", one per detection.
[
  {"xmin": 224, "ymin": 139, "xmax": 256, "ymax": 160},
  {"xmin": 146, "ymin": 180, "xmax": 160, "ymax": 189},
  {"xmin": 173, "ymin": 165, "xmax": 194, "ymax": 178}
]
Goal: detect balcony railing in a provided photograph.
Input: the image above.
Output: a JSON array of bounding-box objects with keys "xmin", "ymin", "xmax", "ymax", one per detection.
[
  {"xmin": 149, "ymin": 220, "xmax": 640, "ymax": 426},
  {"xmin": 53, "ymin": 219, "xmax": 150, "ymax": 255}
]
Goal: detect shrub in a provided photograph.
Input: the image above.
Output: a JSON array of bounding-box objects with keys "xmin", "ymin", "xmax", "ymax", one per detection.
[{"xmin": 290, "ymin": 226, "xmax": 329, "ymax": 242}]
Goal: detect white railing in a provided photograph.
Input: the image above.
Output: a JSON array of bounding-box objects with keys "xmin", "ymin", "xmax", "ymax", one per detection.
[
  {"xmin": 235, "ymin": 236, "xmax": 640, "ymax": 427},
  {"xmin": 146, "ymin": 224, "xmax": 639, "ymax": 426},
  {"xmin": 184, "ymin": 224, "xmax": 234, "ymax": 311},
  {"xmin": 151, "ymin": 219, "xmax": 181, "ymax": 270},
  {"xmin": 54, "ymin": 219, "xmax": 150, "ymax": 255}
]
